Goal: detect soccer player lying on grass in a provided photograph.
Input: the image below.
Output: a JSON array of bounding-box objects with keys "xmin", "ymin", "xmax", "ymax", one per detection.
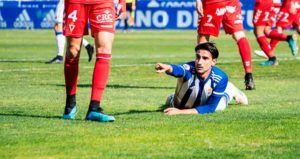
[{"xmin": 155, "ymin": 42, "xmax": 248, "ymax": 115}]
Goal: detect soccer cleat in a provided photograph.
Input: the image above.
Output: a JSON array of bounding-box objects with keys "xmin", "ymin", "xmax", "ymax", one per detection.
[
  {"xmin": 260, "ymin": 59, "xmax": 278, "ymax": 66},
  {"xmin": 45, "ymin": 55, "xmax": 63, "ymax": 64},
  {"xmin": 234, "ymin": 89, "xmax": 248, "ymax": 105},
  {"xmin": 254, "ymin": 50, "xmax": 268, "ymax": 59},
  {"xmin": 244, "ymin": 73, "xmax": 255, "ymax": 90},
  {"xmin": 86, "ymin": 111, "xmax": 115, "ymax": 122},
  {"xmin": 85, "ymin": 44, "xmax": 94, "ymax": 62},
  {"xmin": 63, "ymin": 106, "xmax": 77, "ymax": 120},
  {"xmin": 287, "ymin": 35, "xmax": 298, "ymax": 56}
]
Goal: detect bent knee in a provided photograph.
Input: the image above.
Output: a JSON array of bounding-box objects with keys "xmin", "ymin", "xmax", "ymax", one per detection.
[
  {"xmin": 66, "ymin": 45, "xmax": 81, "ymax": 58},
  {"xmin": 96, "ymin": 46, "xmax": 112, "ymax": 54},
  {"xmin": 232, "ymin": 31, "xmax": 246, "ymax": 41}
]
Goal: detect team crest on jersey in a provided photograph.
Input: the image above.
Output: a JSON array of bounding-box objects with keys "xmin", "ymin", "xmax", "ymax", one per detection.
[
  {"xmin": 183, "ymin": 64, "xmax": 190, "ymax": 70},
  {"xmin": 96, "ymin": 10, "xmax": 113, "ymax": 23},
  {"xmin": 207, "ymin": 88, "xmax": 213, "ymax": 96},
  {"xmin": 69, "ymin": 22, "xmax": 75, "ymax": 32}
]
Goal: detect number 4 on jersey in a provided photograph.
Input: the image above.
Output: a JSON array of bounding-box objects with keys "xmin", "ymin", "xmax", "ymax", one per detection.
[{"xmin": 68, "ymin": 10, "xmax": 78, "ymax": 22}]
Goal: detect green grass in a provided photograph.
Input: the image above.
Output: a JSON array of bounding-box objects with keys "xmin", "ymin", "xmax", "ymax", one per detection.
[{"xmin": 0, "ymin": 30, "xmax": 299, "ymax": 159}]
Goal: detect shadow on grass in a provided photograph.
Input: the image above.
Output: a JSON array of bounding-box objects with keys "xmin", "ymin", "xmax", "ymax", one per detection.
[
  {"xmin": 112, "ymin": 104, "xmax": 168, "ymax": 116},
  {"xmin": 113, "ymin": 109, "xmax": 162, "ymax": 116},
  {"xmin": 55, "ymin": 84, "xmax": 175, "ymax": 90},
  {"xmin": 0, "ymin": 60, "xmax": 46, "ymax": 63},
  {"xmin": 0, "ymin": 113, "xmax": 62, "ymax": 120}
]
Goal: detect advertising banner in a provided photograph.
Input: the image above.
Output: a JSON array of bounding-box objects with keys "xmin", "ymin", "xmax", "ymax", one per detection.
[{"xmin": 0, "ymin": 0, "xmax": 255, "ymax": 30}]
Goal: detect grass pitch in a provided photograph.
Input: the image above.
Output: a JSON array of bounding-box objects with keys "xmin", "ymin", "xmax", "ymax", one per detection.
[{"xmin": 0, "ymin": 30, "xmax": 299, "ymax": 158}]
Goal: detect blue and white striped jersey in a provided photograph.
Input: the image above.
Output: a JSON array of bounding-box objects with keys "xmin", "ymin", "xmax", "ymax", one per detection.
[{"xmin": 169, "ymin": 61, "xmax": 228, "ymax": 114}]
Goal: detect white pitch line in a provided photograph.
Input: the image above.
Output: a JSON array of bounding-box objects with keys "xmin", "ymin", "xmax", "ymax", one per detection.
[
  {"xmin": 0, "ymin": 53, "xmax": 241, "ymax": 62},
  {"xmin": 0, "ymin": 52, "xmax": 298, "ymax": 61},
  {"xmin": 0, "ymin": 57, "xmax": 299, "ymax": 73}
]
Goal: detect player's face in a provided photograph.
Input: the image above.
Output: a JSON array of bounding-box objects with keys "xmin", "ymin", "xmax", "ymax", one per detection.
[{"xmin": 195, "ymin": 50, "xmax": 217, "ymax": 77}]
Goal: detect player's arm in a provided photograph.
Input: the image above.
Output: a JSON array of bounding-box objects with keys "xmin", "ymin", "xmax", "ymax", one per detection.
[
  {"xmin": 194, "ymin": 94, "xmax": 224, "ymax": 114},
  {"xmin": 165, "ymin": 87, "xmax": 227, "ymax": 115},
  {"xmin": 195, "ymin": 76, "xmax": 228, "ymax": 114},
  {"xmin": 163, "ymin": 89, "xmax": 226, "ymax": 115},
  {"xmin": 116, "ymin": 0, "xmax": 126, "ymax": 19},
  {"xmin": 155, "ymin": 63, "xmax": 190, "ymax": 77},
  {"xmin": 164, "ymin": 107, "xmax": 198, "ymax": 115},
  {"xmin": 155, "ymin": 63, "xmax": 173, "ymax": 74},
  {"xmin": 196, "ymin": 0, "xmax": 204, "ymax": 17},
  {"xmin": 155, "ymin": 63, "xmax": 194, "ymax": 82}
]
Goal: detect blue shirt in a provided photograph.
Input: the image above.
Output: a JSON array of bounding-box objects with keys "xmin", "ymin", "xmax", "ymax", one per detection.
[{"xmin": 169, "ymin": 61, "xmax": 228, "ymax": 114}]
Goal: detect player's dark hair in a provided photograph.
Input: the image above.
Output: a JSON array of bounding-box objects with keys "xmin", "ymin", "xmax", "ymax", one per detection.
[{"xmin": 194, "ymin": 42, "xmax": 219, "ymax": 59}]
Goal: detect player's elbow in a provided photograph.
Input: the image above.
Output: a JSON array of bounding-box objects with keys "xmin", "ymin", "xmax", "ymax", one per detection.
[{"xmin": 195, "ymin": 107, "xmax": 216, "ymax": 115}]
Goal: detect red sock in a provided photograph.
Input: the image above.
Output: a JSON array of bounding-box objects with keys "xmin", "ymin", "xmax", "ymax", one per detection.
[
  {"xmin": 91, "ymin": 53, "xmax": 111, "ymax": 102},
  {"xmin": 266, "ymin": 30, "xmax": 287, "ymax": 41},
  {"xmin": 237, "ymin": 37, "xmax": 252, "ymax": 73},
  {"xmin": 257, "ymin": 35, "xmax": 274, "ymax": 58},
  {"xmin": 270, "ymin": 39, "xmax": 279, "ymax": 50},
  {"xmin": 64, "ymin": 55, "xmax": 79, "ymax": 95}
]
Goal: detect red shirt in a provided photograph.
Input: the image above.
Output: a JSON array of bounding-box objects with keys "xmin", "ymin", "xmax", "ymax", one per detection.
[
  {"xmin": 282, "ymin": 0, "xmax": 300, "ymax": 10},
  {"xmin": 202, "ymin": 0, "xmax": 229, "ymax": 5},
  {"xmin": 65, "ymin": 0, "xmax": 126, "ymax": 12},
  {"xmin": 283, "ymin": 0, "xmax": 300, "ymax": 6},
  {"xmin": 66, "ymin": 0, "xmax": 125, "ymax": 5}
]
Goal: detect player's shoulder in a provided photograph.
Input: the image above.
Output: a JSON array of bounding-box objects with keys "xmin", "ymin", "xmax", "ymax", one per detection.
[
  {"xmin": 180, "ymin": 61, "xmax": 195, "ymax": 71},
  {"xmin": 211, "ymin": 66, "xmax": 228, "ymax": 82}
]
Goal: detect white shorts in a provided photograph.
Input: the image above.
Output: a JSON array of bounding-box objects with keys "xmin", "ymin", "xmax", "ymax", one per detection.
[{"xmin": 55, "ymin": 0, "xmax": 64, "ymax": 23}]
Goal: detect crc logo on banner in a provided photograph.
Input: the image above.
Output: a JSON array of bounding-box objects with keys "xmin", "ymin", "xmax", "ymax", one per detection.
[
  {"xmin": 0, "ymin": 11, "xmax": 7, "ymax": 28},
  {"xmin": 40, "ymin": 9, "xmax": 55, "ymax": 28},
  {"xmin": 13, "ymin": 9, "xmax": 34, "ymax": 29}
]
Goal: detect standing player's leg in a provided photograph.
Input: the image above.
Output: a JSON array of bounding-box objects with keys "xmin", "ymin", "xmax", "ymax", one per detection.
[
  {"xmin": 224, "ymin": 0, "xmax": 255, "ymax": 90},
  {"xmin": 123, "ymin": 2, "xmax": 132, "ymax": 32},
  {"xmin": 197, "ymin": 34, "xmax": 210, "ymax": 44},
  {"xmin": 196, "ymin": 2, "xmax": 221, "ymax": 44},
  {"xmin": 85, "ymin": 4, "xmax": 118, "ymax": 122},
  {"xmin": 266, "ymin": 29, "xmax": 297, "ymax": 55},
  {"xmin": 46, "ymin": 23, "xmax": 65, "ymax": 64},
  {"xmin": 63, "ymin": 37, "xmax": 82, "ymax": 119},
  {"xmin": 270, "ymin": 8, "xmax": 299, "ymax": 56},
  {"xmin": 85, "ymin": 31, "xmax": 115, "ymax": 122},
  {"xmin": 254, "ymin": 25, "xmax": 278, "ymax": 66},
  {"xmin": 252, "ymin": 1, "xmax": 278, "ymax": 66},
  {"xmin": 62, "ymin": 3, "xmax": 88, "ymax": 119},
  {"xmin": 81, "ymin": 38, "xmax": 94, "ymax": 62},
  {"xmin": 232, "ymin": 31, "xmax": 255, "ymax": 90},
  {"xmin": 46, "ymin": 0, "xmax": 65, "ymax": 64},
  {"xmin": 269, "ymin": 27, "xmax": 281, "ymax": 51}
]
